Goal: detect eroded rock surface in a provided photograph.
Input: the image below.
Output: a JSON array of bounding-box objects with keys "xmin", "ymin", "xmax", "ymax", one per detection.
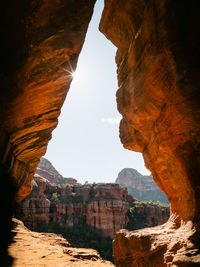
[
  {"xmin": 8, "ymin": 218, "xmax": 114, "ymax": 267},
  {"xmin": 1, "ymin": 0, "xmax": 200, "ymax": 265},
  {"xmin": 0, "ymin": 0, "xmax": 96, "ymax": 202},
  {"xmin": 0, "ymin": 1, "xmax": 96, "ymax": 258},
  {"xmin": 17, "ymin": 160, "xmax": 169, "ymax": 239},
  {"xmin": 114, "ymin": 217, "xmax": 200, "ymax": 267},
  {"xmin": 127, "ymin": 201, "xmax": 169, "ymax": 231},
  {"xmin": 100, "ymin": 0, "xmax": 200, "ymax": 265},
  {"xmin": 17, "ymin": 174, "xmax": 133, "ymax": 238}
]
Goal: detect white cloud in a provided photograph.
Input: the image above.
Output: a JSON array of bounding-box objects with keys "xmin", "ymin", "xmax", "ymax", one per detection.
[{"xmin": 101, "ymin": 116, "xmax": 121, "ymax": 124}]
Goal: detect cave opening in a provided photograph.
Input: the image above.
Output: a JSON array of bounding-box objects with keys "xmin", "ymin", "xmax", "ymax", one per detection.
[
  {"xmin": 10, "ymin": 0, "xmax": 171, "ymax": 262},
  {"xmin": 4, "ymin": 0, "xmax": 198, "ymax": 265},
  {"xmin": 13, "ymin": 0, "xmax": 170, "ymax": 263},
  {"xmin": 44, "ymin": 0, "xmax": 151, "ymax": 185}
]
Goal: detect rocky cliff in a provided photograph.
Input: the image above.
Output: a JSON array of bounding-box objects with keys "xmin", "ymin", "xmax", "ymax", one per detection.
[
  {"xmin": 17, "ymin": 162, "xmax": 169, "ymax": 238},
  {"xmin": 116, "ymin": 168, "xmax": 169, "ymax": 204},
  {"xmin": 17, "ymin": 172, "xmax": 169, "ymax": 262},
  {"xmin": 127, "ymin": 201, "xmax": 170, "ymax": 231},
  {"xmin": 36, "ymin": 157, "xmax": 64, "ymax": 184},
  {"xmin": 0, "ymin": 2, "xmax": 96, "ymax": 256},
  {"xmin": 100, "ymin": 0, "xmax": 200, "ymax": 265},
  {"xmin": 36, "ymin": 157, "xmax": 78, "ymax": 185},
  {"xmin": 17, "ymin": 174, "xmax": 133, "ymax": 238},
  {"xmin": 0, "ymin": 0, "xmax": 96, "ymax": 203}
]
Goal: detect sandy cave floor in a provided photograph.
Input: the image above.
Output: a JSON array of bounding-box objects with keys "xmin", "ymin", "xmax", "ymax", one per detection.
[{"xmin": 8, "ymin": 219, "xmax": 114, "ymax": 267}]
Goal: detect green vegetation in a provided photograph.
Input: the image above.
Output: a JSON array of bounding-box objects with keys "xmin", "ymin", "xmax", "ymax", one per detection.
[
  {"xmin": 31, "ymin": 179, "xmax": 38, "ymax": 188},
  {"xmin": 132, "ymin": 200, "xmax": 168, "ymax": 207},
  {"xmin": 119, "ymin": 184, "xmax": 126, "ymax": 189},
  {"xmin": 35, "ymin": 222, "xmax": 113, "ymax": 262},
  {"xmin": 127, "ymin": 206, "xmax": 146, "ymax": 230},
  {"xmin": 127, "ymin": 187, "xmax": 169, "ymax": 205},
  {"xmin": 127, "ymin": 200, "xmax": 169, "ymax": 230},
  {"xmin": 50, "ymin": 192, "xmax": 60, "ymax": 202},
  {"xmin": 64, "ymin": 183, "xmax": 70, "ymax": 187}
]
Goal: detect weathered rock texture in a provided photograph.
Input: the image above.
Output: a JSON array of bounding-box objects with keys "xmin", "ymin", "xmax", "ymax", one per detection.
[
  {"xmin": 0, "ymin": 3, "xmax": 97, "ymax": 261},
  {"xmin": 17, "ymin": 173, "xmax": 169, "ymax": 239},
  {"xmin": 127, "ymin": 201, "xmax": 169, "ymax": 231},
  {"xmin": 100, "ymin": 0, "xmax": 200, "ymax": 266},
  {"xmin": 17, "ymin": 174, "xmax": 133, "ymax": 238},
  {"xmin": 0, "ymin": 0, "xmax": 96, "ymax": 202},
  {"xmin": 8, "ymin": 218, "xmax": 114, "ymax": 267},
  {"xmin": 0, "ymin": 2, "xmax": 96, "ymax": 257},
  {"xmin": 1, "ymin": 0, "xmax": 200, "ymax": 265},
  {"xmin": 116, "ymin": 168, "xmax": 169, "ymax": 204},
  {"xmin": 17, "ymin": 159, "xmax": 170, "ymax": 238}
]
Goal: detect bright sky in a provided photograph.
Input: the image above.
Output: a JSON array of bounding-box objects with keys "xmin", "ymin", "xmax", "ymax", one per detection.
[{"xmin": 45, "ymin": 0, "xmax": 151, "ymax": 183}]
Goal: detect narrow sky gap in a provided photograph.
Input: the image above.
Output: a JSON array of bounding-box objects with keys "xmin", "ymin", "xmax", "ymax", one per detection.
[{"xmin": 45, "ymin": 0, "xmax": 151, "ymax": 183}]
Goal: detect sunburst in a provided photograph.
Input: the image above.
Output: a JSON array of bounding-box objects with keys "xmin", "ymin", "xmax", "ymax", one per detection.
[{"xmin": 63, "ymin": 62, "xmax": 76, "ymax": 81}]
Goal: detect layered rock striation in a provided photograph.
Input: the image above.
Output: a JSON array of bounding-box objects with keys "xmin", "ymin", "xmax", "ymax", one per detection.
[
  {"xmin": 116, "ymin": 168, "xmax": 169, "ymax": 204},
  {"xmin": 17, "ymin": 169, "xmax": 169, "ymax": 240},
  {"xmin": 1, "ymin": 0, "xmax": 200, "ymax": 265},
  {"xmin": 100, "ymin": 0, "xmax": 200, "ymax": 265},
  {"xmin": 0, "ymin": 0, "xmax": 96, "ymax": 202},
  {"xmin": 0, "ymin": 1, "xmax": 96, "ymax": 255},
  {"xmin": 17, "ymin": 174, "xmax": 133, "ymax": 238}
]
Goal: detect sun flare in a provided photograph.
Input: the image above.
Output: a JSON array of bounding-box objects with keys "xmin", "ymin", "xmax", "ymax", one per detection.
[
  {"xmin": 71, "ymin": 68, "xmax": 81, "ymax": 82},
  {"xmin": 64, "ymin": 62, "xmax": 90, "ymax": 85}
]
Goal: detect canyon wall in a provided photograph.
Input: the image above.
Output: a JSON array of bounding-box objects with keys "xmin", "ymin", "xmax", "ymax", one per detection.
[
  {"xmin": 17, "ymin": 159, "xmax": 169, "ymax": 239},
  {"xmin": 0, "ymin": 1, "xmax": 96, "ymax": 258},
  {"xmin": 116, "ymin": 168, "xmax": 169, "ymax": 204},
  {"xmin": 1, "ymin": 0, "xmax": 200, "ymax": 265},
  {"xmin": 17, "ymin": 174, "xmax": 133, "ymax": 238},
  {"xmin": 17, "ymin": 174, "xmax": 169, "ymax": 239},
  {"xmin": 100, "ymin": 0, "xmax": 200, "ymax": 266},
  {"xmin": 0, "ymin": 0, "xmax": 96, "ymax": 203}
]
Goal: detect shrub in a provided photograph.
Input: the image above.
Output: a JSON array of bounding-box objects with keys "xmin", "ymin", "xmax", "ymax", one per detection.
[
  {"xmin": 31, "ymin": 179, "xmax": 38, "ymax": 189},
  {"xmin": 51, "ymin": 192, "xmax": 60, "ymax": 202}
]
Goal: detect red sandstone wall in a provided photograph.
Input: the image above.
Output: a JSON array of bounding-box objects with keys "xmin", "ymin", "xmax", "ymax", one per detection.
[
  {"xmin": 0, "ymin": 0, "xmax": 96, "ymax": 201},
  {"xmin": 100, "ymin": 0, "xmax": 200, "ymax": 265}
]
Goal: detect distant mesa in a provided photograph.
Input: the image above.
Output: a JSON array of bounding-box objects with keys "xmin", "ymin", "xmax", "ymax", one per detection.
[{"xmin": 115, "ymin": 168, "xmax": 169, "ymax": 205}]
